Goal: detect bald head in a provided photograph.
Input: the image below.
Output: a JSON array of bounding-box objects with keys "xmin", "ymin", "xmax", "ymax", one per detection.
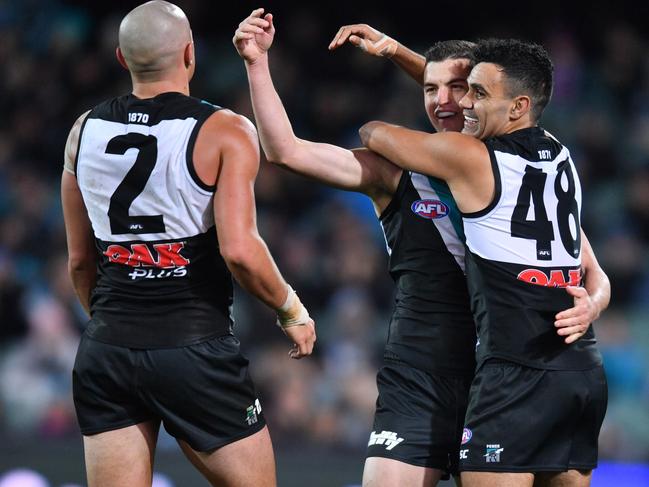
[{"xmin": 118, "ymin": 1, "xmax": 192, "ymax": 78}]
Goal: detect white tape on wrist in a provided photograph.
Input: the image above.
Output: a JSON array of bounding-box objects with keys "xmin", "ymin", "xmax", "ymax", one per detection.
[
  {"xmin": 361, "ymin": 34, "xmax": 398, "ymax": 58},
  {"xmin": 276, "ymin": 285, "xmax": 310, "ymax": 329}
]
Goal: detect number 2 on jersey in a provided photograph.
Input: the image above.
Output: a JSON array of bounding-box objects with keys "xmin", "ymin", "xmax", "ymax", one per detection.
[
  {"xmin": 510, "ymin": 160, "xmax": 581, "ymax": 260},
  {"xmin": 105, "ymin": 133, "xmax": 166, "ymax": 235}
]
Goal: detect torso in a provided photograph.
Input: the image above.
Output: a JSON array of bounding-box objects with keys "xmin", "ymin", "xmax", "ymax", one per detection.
[
  {"xmin": 379, "ymin": 171, "xmax": 476, "ymax": 376},
  {"xmin": 75, "ymin": 92, "xmax": 233, "ymax": 348},
  {"xmin": 462, "ymin": 126, "xmax": 601, "ymax": 370}
]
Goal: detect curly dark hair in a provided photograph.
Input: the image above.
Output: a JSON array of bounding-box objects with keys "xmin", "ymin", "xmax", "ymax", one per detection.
[{"xmin": 474, "ymin": 38, "xmax": 554, "ymax": 122}]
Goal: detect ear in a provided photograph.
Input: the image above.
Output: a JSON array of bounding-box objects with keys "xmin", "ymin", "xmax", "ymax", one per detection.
[
  {"xmin": 184, "ymin": 40, "xmax": 194, "ymax": 69},
  {"xmin": 116, "ymin": 47, "xmax": 129, "ymax": 70},
  {"xmin": 510, "ymin": 95, "xmax": 531, "ymax": 120}
]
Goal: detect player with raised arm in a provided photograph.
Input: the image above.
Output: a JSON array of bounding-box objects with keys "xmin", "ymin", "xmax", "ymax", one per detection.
[
  {"xmin": 62, "ymin": 2, "xmax": 314, "ymax": 486},
  {"xmin": 234, "ymin": 10, "xmax": 609, "ymax": 487},
  {"xmin": 360, "ymin": 38, "xmax": 608, "ymax": 487}
]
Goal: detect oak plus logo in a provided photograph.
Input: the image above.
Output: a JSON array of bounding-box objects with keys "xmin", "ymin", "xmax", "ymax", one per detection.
[{"xmin": 103, "ymin": 242, "xmax": 190, "ymax": 280}]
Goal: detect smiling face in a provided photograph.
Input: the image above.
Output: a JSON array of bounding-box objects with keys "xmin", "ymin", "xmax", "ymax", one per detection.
[
  {"xmin": 459, "ymin": 62, "xmax": 516, "ymax": 140},
  {"xmin": 423, "ymin": 58, "xmax": 473, "ymax": 133}
]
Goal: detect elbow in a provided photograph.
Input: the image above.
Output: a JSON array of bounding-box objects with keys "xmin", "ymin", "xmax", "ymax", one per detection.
[
  {"xmin": 220, "ymin": 241, "xmax": 255, "ymax": 271},
  {"xmin": 68, "ymin": 253, "xmax": 95, "ymax": 274},
  {"xmin": 264, "ymin": 152, "xmax": 289, "ymax": 169}
]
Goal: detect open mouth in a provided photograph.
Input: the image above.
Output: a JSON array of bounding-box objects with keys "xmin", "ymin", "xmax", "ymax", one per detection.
[{"xmin": 436, "ymin": 111, "xmax": 456, "ymax": 119}]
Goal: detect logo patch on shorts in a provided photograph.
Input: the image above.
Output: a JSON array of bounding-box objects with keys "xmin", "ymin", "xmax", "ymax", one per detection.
[
  {"xmin": 484, "ymin": 444, "xmax": 504, "ymax": 463},
  {"xmin": 368, "ymin": 430, "xmax": 404, "ymax": 451},
  {"xmin": 411, "ymin": 199, "xmax": 449, "ymax": 219},
  {"xmin": 245, "ymin": 398, "xmax": 262, "ymax": 425},
  {"xmin": 461, "ymin": 427, "xmax": 472, "ymax": 445}
]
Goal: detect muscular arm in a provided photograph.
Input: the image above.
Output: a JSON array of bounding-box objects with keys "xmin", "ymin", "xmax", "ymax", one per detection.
[
  {"xmin": 555, "ymin": 231, "xmax": 611, "ymax": 344},
  {"xmin": 209, "ymin": 110, "xmax": 315, "ymax": 357},
  {"xmin": 359, "ymin": 121, "xmax": 493, "ymax": 212},
  {"xmin": 328, "ymin": 24, "xmax": 426, "ymax": 85},
  {"xmin": 62, "ymin": 111, "xmax": 96, "ymax": 315},
  {"xmin": 236, "ymin": 11, "xmax": 400, "ymax": 210}
]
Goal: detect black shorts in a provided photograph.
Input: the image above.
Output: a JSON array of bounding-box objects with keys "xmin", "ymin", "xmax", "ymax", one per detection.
[
  {"xmin": 460, "ymin": 360, "xmax": 608, "ymax": 472},
  {"xmin": 367, "ymin": 359, "xmax": 473, "ymax": 476},
  {"xmin": 72, "ymin": 333, "xmax": 265, "ymax": 452}
]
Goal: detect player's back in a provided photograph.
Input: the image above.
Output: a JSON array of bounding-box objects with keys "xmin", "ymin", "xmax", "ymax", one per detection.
[
  {"xmin": 462, "ymin": 126, "xmax": 601, "ymax": 370},
  {"xmin": 75, "ymin": 92, "xmax": 233, "ymax": 348}
]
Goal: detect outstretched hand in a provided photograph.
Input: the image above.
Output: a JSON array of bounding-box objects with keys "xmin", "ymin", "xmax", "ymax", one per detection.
[
  {"xmin": 328, "ymin": 23, "xmax": 397, "ymax": 58},
  {"xmin": 555, "ymin": 286, "xmax": 599, "ymax": 344},
  {"xmin": 233, "ymin": 8, "xmax": 275, "ymax": 64}
]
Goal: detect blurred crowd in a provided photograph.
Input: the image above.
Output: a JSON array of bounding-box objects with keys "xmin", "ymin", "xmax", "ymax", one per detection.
[{"xmin": 0, "ymin": 0, "xmax": 648, "ymax": 466}]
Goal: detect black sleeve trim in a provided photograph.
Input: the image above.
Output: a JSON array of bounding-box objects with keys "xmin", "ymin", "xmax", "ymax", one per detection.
[
  {"xmin": 461, "ymin": 141, "xmax": 502, "ymax": 219},
  {"xmin": 186, "ymin": 105, "xmax": 221, "ymax": 193},
  {"xmin": 73, "ymin": 112, "xmax": 92, "ymax": 178},
  {"xmin": 379, "ymin": 169, "xmax": 407, "ymax": 221}
]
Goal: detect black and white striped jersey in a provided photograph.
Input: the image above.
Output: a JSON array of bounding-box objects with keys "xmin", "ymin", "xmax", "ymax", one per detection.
[
  {"xmin": 379, "ymin": 171, "xmax": 476, "ymax": 376},
  {"xmin": 462, "ymin": 126, "xmax": 601, "ymax": 370},
  {"xmin": 75, "ymin": 92, "xmax": 233, "ymax": 347}
]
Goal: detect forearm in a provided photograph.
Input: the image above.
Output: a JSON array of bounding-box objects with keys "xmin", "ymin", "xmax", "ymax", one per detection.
[
  {"xmin": 223, "ymin": 235, "xmax": 288, "ymax": 310},
  {"xmin": 245, "ymin": 55, "xmax": 299, "ymax": 163},
  {"xmin": 583, "ymin": 266, "xmax": 610, "ymax": 320},
  {"xmin": 69, "ymin": 262, "xmax": 96, "ymax": 316},
  {"xmin": 391, "ymin": 43, "xmax": 426, "ymax": 85}
]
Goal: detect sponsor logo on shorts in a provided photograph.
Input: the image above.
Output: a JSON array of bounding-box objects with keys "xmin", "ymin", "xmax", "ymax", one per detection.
[
  {"xmin": 367, "ymin": 430, "xmax": 404, "ymax": 451},
  {"xmin": 245, "ymin": 398, "xmax": 262, "ymax": 426},
  {"xmin": 484, "ymin": 444, "xmax": 504, "ymax": 463},
  {"xmin": 461, "ymin": 427, "xmax": 472, "ymax": 445},
  {"xmin": 459, "ymin": 449, "xmax": 469, "ymax": 460},
  {"xmin": 411, "ymin": 199, "xmax": 449, "ymax": 219}
]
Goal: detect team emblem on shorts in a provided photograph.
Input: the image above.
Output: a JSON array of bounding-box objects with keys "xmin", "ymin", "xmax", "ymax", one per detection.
[
  {"xmin": 245, "ymin": 398, "xmax": 262, "ymax": 425},
  {"xmin": 484, "ymin": 444, "xmax": 504, "ymax": 463},
  {"xmin": 367, "ymin": 430, "xmax": 404, "ymax": 451},
  {"xmin": 461, "ymin": 427, "xmax": 472, "ymax": 445},
  {"xmin": 411, "ymin": 199, "xmax": 449, "ymax": 219}
]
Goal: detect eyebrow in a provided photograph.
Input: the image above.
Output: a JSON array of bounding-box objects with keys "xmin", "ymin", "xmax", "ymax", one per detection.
[
  {"xmin": 470, "ymin": 82, "xmax": 488, "ymax": 93},
  {"xmin": 424, "ymin": 77, "xmax": 469, "ymax": 88}
]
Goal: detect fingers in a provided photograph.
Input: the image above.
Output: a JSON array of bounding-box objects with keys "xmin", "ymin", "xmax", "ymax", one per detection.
[
  {"xmin": 558, "ymin": 325, "xmax": 589, "ymax": 344},
  {"xmin": 238, "ymin": 17, "xmax": 270, "ymax": 35},
  {"xmin": 287, "ymin": 321, "xmax": 316, "ymax": 359},
  {"xmin": 328, "ymin": 26, "xmax": 347, "ymax": 50},
  {"xmin": 328, "ymin": 24, "xmax": 374, "ymax": 50},
  {"xmin": 264, "ymin": 13, "xmax": 275, "ymax": 34},
  {"xmin": 565, "ymin": 285, "xmax": 587, "ymax": 298}
]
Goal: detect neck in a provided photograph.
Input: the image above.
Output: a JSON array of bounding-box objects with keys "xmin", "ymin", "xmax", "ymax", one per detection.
[{"xmin": 130, "ymin": 73, "xmax": 190, "ymax": 99}]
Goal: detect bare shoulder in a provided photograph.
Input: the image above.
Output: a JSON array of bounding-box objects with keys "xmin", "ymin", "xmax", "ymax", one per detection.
[
  {"xmin": 64, "ymin": 110, "xmax": 91, "ymax": 170},
  {"xmin": 205, "ymin": 109, "xmax": 258, "ymax": 141}
]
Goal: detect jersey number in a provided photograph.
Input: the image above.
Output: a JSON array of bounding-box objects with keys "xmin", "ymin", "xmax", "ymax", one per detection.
[
  {"xmin": 105, "ymin": 133, "xmax": 166, "ymax": 235},
  {"xmin": 510, "ymin": 161, "xmax": 580, "ymax": 260}
]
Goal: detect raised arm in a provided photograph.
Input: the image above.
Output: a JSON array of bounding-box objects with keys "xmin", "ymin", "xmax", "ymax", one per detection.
[
  {"xmin": 206, "ymin": 109, "xmax": 315, "ymax": 358},
  {"xmin": 62, "ymin": 111, "xmax": 96, "ymax": 316},
  {"xmin": 328, "ymin": 24, "xmax": 426, "ymax": 85},
  {"xmin": 233, "ymin": 9, "xmax": 400, "ymax": 210},
  {"xmin": 554, "ymin": 230, "xmax": 611, "ymax": 344}
]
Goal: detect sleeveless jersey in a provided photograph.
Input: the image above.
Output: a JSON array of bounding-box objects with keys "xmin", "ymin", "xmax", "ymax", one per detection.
[
  {"xmin": 75, "ymin": 92, "xmax": 233, "ymax": 348},
  {"xmin": 462, "ymin": 127, "xmax": 602, "ymax": 370},
  {"xmin": 379, "ymin": 171, "xmax": 476, "ymax": 376}
]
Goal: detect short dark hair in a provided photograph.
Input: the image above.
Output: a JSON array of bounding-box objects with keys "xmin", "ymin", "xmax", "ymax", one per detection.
[
  {"xmin": 424, "ymin": 40, "xmax": 477, "ymax": 65},
  {"xmin": 473, "ymin": 38, "xmax": 554, "ymax": 122}
]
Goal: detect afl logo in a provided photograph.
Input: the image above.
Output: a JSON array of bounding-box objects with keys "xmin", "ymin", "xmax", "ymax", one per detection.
[
  {"xmin": 461, "ymin": 428, "xmax": 472, "ymax": 445},
  {"xmin": 411, "ymin": 199, "xmax": 449, "ymax": 219}
]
